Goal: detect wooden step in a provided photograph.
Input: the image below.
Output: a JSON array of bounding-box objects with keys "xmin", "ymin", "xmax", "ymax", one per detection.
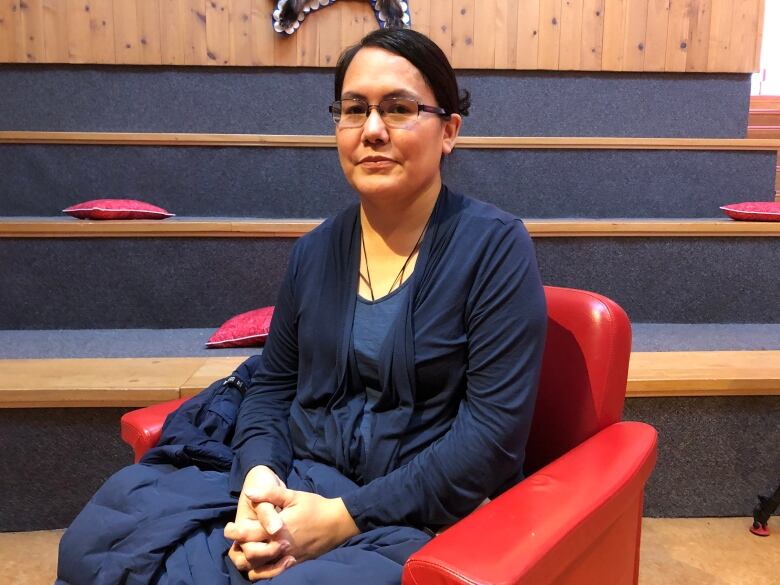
[
  {"xmin": 747, "ymin": 126, "xmax": 780, "ymax": 140},
  {"xmin": 0, "ymin": 357, "xmax": 206, "ymax": 407},
  {"xmin": 1, "ymin": 351, "xmax": 779, "ymax": 407},
  {"xmin": 748, "ymin": 110, "xmax": 780, "ymax": 126},
  {"xmin": 3, "ymin": 218, "xmax": 780, "ymax": 239},
  {"xmin": 750, "ymin": 96, "xmax": 780, "ymax": 110}
]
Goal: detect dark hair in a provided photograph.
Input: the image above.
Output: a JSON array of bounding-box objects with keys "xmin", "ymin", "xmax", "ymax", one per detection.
[{"xmin": 334, "ymin": 28, "xmax": 471, "ymax": 118}]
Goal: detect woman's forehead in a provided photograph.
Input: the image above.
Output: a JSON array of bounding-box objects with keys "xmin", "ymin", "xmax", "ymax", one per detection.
[{"xmin": 341, "ymin": 47, "xmax": 432, "ymax": 99}]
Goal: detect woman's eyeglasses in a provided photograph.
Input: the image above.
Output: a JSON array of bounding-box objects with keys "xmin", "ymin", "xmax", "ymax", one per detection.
[{"xmin": 329, "ymin": 98, "xmax": 449, "ymax": 129}]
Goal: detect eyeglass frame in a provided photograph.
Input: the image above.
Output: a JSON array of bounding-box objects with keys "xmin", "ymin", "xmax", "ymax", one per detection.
[{"xmin": 329, "ymin": 97, "xmax": 451, "ymax": 128}]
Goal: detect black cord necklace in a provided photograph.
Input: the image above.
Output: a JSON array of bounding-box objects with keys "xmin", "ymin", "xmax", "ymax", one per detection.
[{"xmin": 360, "ymin": 216, "xmax": 430, "ymax": 302}]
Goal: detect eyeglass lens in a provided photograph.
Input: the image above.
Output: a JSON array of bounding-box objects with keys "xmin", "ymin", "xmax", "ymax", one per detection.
[{"xmin": 332, "ymin": 98, "xmax": 419, "ymax": 128}]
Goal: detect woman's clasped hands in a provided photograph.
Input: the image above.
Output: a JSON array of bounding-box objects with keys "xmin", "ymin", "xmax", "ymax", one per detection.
[{"xmin": 225, "ymin": 465, "xmax": 360, "ymax": 581}]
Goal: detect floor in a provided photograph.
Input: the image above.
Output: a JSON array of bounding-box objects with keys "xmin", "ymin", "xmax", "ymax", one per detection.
[{"xmin": 0, "ymin": 518, "xmax": 777, "ymax": 585}]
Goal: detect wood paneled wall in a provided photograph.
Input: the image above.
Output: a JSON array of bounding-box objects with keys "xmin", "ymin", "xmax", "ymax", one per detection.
[{"xmin": 0, "ymin": 0, "xmax": 765, "ymax": 71}]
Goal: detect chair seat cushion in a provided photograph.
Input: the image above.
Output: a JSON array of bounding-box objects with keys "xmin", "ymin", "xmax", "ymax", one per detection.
[
  {"xmin": 206, "ymin": 306, "xmax": 275, "ymax": 348},
  {"xmin": 720, "ymin": 202, "xmax": 780, "ymax": 221},
  {"xmin": 63, "ymin": 199, "xmax": 174, "ymax": 220}
]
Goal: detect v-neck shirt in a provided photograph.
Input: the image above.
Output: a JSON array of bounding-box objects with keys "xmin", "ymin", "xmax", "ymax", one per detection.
[{"xmin": 353, "ymin": 276, "xmax": 413, "ymax": 460}]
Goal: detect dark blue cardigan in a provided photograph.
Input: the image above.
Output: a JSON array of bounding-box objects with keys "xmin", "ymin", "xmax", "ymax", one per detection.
[{"xmin": 230, "ymin": 185, "xmax": 547, "ymax": 532}]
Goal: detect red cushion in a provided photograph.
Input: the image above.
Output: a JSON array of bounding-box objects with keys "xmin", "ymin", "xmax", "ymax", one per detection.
[
  {"xmin": 206, "ymin": 306, "xmax": 275, "ymax": 348},
  {"xmin": 720, "ymin": 202, "xmax": 780, "ymax": 221},
  {"xmin": 63, "ymin": 199, "xmax": 174, "ymax": 220}
]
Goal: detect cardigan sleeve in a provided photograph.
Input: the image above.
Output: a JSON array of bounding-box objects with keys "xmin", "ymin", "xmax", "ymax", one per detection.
[
  {"xmin": 228, "ymin": 243, "xmax": 301, "ymax": 493},
  {"xmin": 341, "ymin": 220, "xmax": 547, "ymax": 531}
]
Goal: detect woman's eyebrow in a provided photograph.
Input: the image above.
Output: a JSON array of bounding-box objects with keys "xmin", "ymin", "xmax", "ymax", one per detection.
[{"xmin": 341, "ymin": 89, "xmax": 420, "ymax": 100}]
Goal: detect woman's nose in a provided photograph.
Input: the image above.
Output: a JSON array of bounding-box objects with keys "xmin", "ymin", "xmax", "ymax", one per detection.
[{"xmin": 362, "ymin": 108, "xmax": 389, "ymax": 143}]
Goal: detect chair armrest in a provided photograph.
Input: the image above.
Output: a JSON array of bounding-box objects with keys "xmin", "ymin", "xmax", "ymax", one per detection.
[
  {"xmin": 120, "ymin": 398, "xmax": 190, "ymax": 462},
  {"xmin": 403, "ymin": 421, "xmax": 657, "ymax": 585}
]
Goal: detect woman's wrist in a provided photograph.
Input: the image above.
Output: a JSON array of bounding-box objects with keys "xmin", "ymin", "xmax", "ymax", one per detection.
[{"xmin": 329, "ymin": 497, "xmax": 360, "ymax": 542}]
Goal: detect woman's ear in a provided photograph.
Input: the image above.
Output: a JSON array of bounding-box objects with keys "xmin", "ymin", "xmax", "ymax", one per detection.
[{"xmin": 441, "ymin": 114, "xmax": 462, "ymax": 155}]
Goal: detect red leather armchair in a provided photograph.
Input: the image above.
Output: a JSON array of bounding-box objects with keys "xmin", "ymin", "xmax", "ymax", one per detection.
[{"xmin": 121, "ymin": 286, "xmax": 657, "ymax": 585}]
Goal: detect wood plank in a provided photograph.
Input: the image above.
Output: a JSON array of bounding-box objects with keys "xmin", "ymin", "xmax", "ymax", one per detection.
[
  {"xmin": 205, "ymin": 0, "xmax": 230, "ymax": 64},
  {"xmin": 249, "ymin": 0, "xmax": 273, "ymax": 65},
  {"xmin": 664, "ymin": 0, "xmax": 691, "ymax": 72},
  {"xmin": 272, "ymin": 10, "xmax": 297, "ymax": 66},
  {"xmin": 0, "ymin": 0, "xmax": 20, "ymax": 62},
  {"xmin": 183, "ymin": 0, "xmax": 207, "ymax": 65},
  {"xmin": 451, "ymin": 0, "xmax": 476, "ymax": 68},
  {"xmin": 113, "ymin": 0, "xmax": 141, "ymax": 63},
  {"xmin": 361, "ymin": 0, "xmax": 377, "ymax": 36},
  {"xmin": 3, "ymin": 131, "xmax": 780, "ymax": 152},
  {"xmin": 228, "ymin": 0, "xmax": 252, "ymax": 65},
  {"xmin": 686, "ymin": 0, "xmax": 712, "ymax": 72},
  {"xmin": 411, "ymin": 0, "xmax": 431, "ymax": 37},
  {"xmin": 159, "ymin": 0, "xmax": 187, "ymax": 64},
  {"xmin": 18, "ymin": 0, "xmax": 46, "ymax": 62},
  {"xmin": 579, "ymin": 0, "xmax": 604, "ymax": 69},
  {"xmin": 622, "ymin": 0, "xmax": 648, "ymax": 71},
  {"xmin": 500, "ymin": 0, "xmax": 519, "ymax": 69},
  {"xmin": 429, "ymin": 0, "xmax": 453, "ymax": 62},
  {"xmin": 707, "ymin": 0, "xmax": 732, "ymax": 71},
  {"xmin": 627, "ymin": 351, "xmax": 780, "ymax": 397},
  {"xmin": 318, "ymin": 0, "xmax": 341, "ymax": 67},
  {"xmin": 66, "ymin": 0, "xmax": 91, "ymax": 63},
  {"xmin": 42, "ymin": 0, "xmax": 68, "ymax": 62},
  {"xmin": 180, "ymin": 356, "xmax": 249, "ymax": 396},
  {"xmin": 3, "ymin": 217, "xmax": 780, "ymax": 239},
  {"xmin": 0, "ymin": 357, "xmax": 204, "ymax": 407},
  {"xmin": 136, "ymin": 0, "xmax": 162, "ymax": 65},
  {"xmin": 602, "ymin": 0, "xmax": 627, "ymax": 70},
  {"xmin": 537, "ymin": 0, "xmax": 561, "ymax": 69},
  {"xmin": 516, "ymin": 0, "xmax": 540, "ymax": 69},
  {"xmin": 643, "ymin": 0, "xmax": 669, "ymax": 71},
  {"xmin": 752, "ymin": 0, "xmax": 764, "ymax": 74},
  {"xmin": 559, "ymin": 0, "xmax": 583, "ymax": 70},
  {"xmin": 473, "ymin": 0, "xmax": 497, "ymax": 68},
  {"xmin": 88, "ymin": 0, "xmax": 116, "ymax": 63},
  {"xmin": 340, "ymin": 0, "xmax": 367, "ymax": 49},
  {"xmin": 728, "ymin": 0, "xmax": 761, "ymax": 72},
  {"xmin": 295, "ymin": 3, "xmax": 318, "ymax": 66}
]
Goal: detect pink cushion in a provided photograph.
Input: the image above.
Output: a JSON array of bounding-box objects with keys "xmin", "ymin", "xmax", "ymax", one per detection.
[
  {"xmin": 720, "ymin": 202, "xmax": 780, "ymax": 221},
  {"xmin": 63, "ymin": 199, "xmax": 174, "ymax": 220},
  {"xmin": 207, "ymin": 306, "xmax": 275, "ymax": 348}
]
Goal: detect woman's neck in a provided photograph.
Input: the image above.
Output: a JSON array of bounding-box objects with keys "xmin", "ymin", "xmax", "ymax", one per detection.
[{"xmin": 359, "ymin": 178, "xmax": 441, "ymax": 253}]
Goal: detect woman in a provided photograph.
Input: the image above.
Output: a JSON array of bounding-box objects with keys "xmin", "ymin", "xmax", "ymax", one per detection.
[{"xmin": 223, "ymin": 27, "xmax": 547, "ymax": 583}]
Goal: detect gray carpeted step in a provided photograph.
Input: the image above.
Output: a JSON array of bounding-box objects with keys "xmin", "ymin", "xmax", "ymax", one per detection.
[
  {"xmin": 0, "ymin": 324, "xmax": 777, "ymax": 360},
  {"xmin": 1, "ymin": 145, "xmax": 775, "ymax": 218},
  {"xmin": 2, "ymin": 236, "xmax": 777, "ymax": 326}
]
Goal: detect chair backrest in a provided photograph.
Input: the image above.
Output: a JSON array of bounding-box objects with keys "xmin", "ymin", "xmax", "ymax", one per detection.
[{"xmin": 523, "ymin": 286, "xmax": 632, "ymax": 476}]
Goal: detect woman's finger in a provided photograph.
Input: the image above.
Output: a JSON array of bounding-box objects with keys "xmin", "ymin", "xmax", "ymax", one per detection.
[
  {"xmin": 224, "ymin": 519, "xmax": 268, "ymax": 543},
  {"xmin": 254, "ymin": 501, "xmax": 284, "ymax": 536},
  {"xmin": 241, "ymin": 539, "xmax": 290, "ymax": 566},
  {"xmin": 228, "ymin": 541, "xmax": 251, "ymax": 572},
  {"xmin": 247, "ymin": 555, "xmax": 297, "ymax": 581}
]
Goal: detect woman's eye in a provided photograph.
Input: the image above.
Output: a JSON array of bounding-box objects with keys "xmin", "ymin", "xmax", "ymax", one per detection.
[
  {"xmin": 344, "ymin": 103, "xmax": 366, "ymax": 115},
  {"xmin": 385, "ymin": 101, "xmax": 413, "ymax": 115}
]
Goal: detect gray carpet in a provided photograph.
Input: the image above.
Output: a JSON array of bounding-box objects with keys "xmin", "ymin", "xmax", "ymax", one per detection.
[{"xmin": 0, "ymin": 323, "xmax": 777, "ymax": 359}]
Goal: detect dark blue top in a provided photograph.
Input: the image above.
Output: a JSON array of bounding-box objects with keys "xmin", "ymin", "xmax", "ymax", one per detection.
[
  {"xmin": 353, "ymin": 278, "xmax": 413, "ymax": 472},
  {"xmin": 230, "ymin": 185, "xmax": 547, "ymax": 532}
]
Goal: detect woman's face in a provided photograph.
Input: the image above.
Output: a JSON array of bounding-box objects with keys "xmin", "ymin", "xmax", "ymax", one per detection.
[{"xmin": 335, "ymin": 47, "xmax": 461, "ymax": 204}]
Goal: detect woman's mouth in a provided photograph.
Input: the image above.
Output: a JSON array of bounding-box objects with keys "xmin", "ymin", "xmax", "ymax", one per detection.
[{"xmin": 359, "ymin": 157, "xmax": 397, "ymax": 169}]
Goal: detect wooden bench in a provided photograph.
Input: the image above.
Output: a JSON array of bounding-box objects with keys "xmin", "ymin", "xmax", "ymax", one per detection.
[
  {"xmin": 2, "ymin": 218, "xmax": 780, "ymax": 239},
  {"xmin": 1, "ymin": 351, "xmax": 778, "ymax": 407}
]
